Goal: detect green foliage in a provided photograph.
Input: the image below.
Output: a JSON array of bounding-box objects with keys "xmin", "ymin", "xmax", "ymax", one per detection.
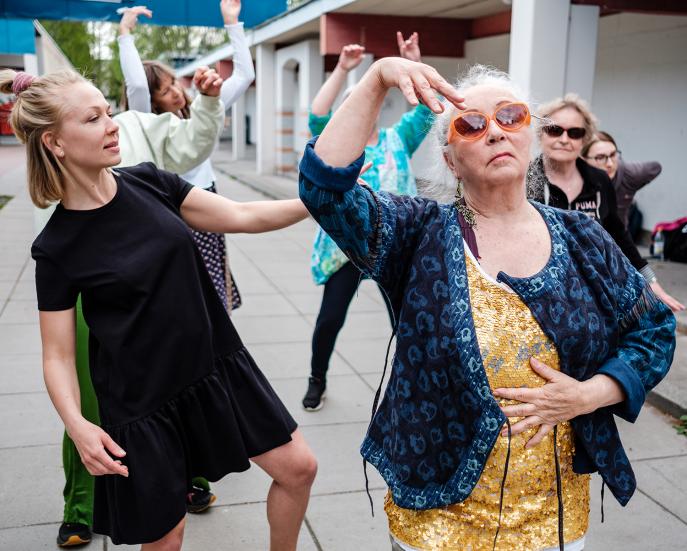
[
  {"xmin": 131, "ymin": 25, "xmax": 227, "ymax": 66},
  {"xmin": 38, "ymin": 20, "xmax": 229, "ymax": 103},
  {"xmin": 39, "ymin": 20, "xmax": 96, "ymax": 76},
  {"xmin": 676, "ymin": 415, "xmax": 687, "ymax": 436}
]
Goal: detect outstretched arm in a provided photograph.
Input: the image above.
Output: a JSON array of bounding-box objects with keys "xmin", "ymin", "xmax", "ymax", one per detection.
[
  {"xmin": 311, "ymin": 44, "xmax": 366, "ymax": 116},
  {"xmin": 180, "ymin": 187, "xmax": 308, "ymax": 234},
  {"xmin": 118, "ymin": 5, "xmax": 153, "ymax": 112},
  {"xmin": 219, "ymin": 0, "xmax": 255, "ymax": 109}
]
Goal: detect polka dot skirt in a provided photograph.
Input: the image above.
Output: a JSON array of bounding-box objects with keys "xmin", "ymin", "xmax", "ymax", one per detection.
[{"xmin": 190, "ymin": 185, "xmax": 242, "ymax": 311}]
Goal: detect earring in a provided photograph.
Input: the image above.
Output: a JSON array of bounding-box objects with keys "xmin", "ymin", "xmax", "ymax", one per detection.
[{"xmin": 454, "ymin": 179, "xmax": 476, "ymax": 228}]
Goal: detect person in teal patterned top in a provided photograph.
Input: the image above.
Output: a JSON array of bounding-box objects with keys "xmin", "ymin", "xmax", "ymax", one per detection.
[{"xmin": 303, "ymin": 33, "xmax": 434, "ymax": 411}]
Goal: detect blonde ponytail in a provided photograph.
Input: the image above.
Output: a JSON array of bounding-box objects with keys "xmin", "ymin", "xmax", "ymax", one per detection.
[{"xmin": 0, "ymin": 68, "xmax": 87, "ymax": 208}]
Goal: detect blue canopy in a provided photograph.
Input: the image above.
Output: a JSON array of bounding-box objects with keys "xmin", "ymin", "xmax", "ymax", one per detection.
[
  {"xmin": 0, "ymin": 19, "xmax": 36, "ymax": 55},
  {"xmin": 0, "ymin": 1, "xmax": 287, "ymax": 28}
]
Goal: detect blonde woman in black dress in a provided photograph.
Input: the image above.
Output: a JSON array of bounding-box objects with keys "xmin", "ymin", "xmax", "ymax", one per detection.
[{"xmin": 1, "ymin": 67, "xmax": 316, "ymax": 550}]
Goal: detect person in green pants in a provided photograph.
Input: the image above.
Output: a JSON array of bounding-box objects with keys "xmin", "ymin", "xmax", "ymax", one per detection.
[
  {"xmin": 57, "ymin": 298, "xmax": 98, "ymax": 547},
  {"xmin": 57, "ymin": 303, "xmax": 216, "ymax": 547}
]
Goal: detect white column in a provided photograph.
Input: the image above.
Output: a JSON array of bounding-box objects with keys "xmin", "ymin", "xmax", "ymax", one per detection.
[
  {"xmin": 508, "ymin": 0, "xmax": 570, "ymax": 103},
  {"xmin": 564, "ymin": 4, "xmax": 600, "ymax": 102},
  {"xmin": 296, "ymin": 40, "xmax": 324, "ymax": 160},
  {"xmin": 346, "ymin": 53, "xmax": 374, "ymax": 90},
  {"xmin": 231, "ymin": 92, "xmax": 246, "ymax": 161},
  {"xmin": 23, "ymin": 53, "xmax": 39, "ymax": 75},
  {"xmin": 256, "ymin": 44, "xmax": 276, "ymax": 175}
]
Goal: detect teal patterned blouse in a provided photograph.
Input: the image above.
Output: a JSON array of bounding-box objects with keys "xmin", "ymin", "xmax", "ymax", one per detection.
[{"xmin": 308, "ymin": 105, "xmax": 433, "ymax": 284}]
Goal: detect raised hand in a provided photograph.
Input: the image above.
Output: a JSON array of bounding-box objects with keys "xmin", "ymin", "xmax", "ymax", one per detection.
[
  {"xmin": 374, "ymin": 57, "xmax": 463, "ymax": 113},
  {"xmin": 397, "ymin": 31, "xmax": 421, "ymax": 62},
  {"xmin": 193, "ymin": 67, "xmax": 224, "ymax": 97},
  {"xmin": 220, "ymin": 0, "xmax": 242, "ymax": 26},
  {"xmin": 337, "ymin": 44, "xmax": 366, "ymax": 72},
  {"xmin": 119, "ymin": 5, "xmax": 152, "ymax": 36}
]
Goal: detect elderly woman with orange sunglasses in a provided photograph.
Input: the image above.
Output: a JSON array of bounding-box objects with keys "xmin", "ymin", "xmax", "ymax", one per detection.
[{"xmin": 298, "ymin": 59, "xmax": 675, "ymax": 551}]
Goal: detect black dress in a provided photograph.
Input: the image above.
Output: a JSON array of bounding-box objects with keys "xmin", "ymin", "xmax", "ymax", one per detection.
[{"xmin": 32, "ymin": 163, "xmax": 297, "ymax": 544}]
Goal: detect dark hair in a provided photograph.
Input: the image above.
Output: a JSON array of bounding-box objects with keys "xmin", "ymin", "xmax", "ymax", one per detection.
[
  {"xmin": 121, "ymin": 60, "xmax": 192, "ymax": 119},
  {"xmin": 581, "ymin": 130, "xmax": 617, "ymax": 158}
]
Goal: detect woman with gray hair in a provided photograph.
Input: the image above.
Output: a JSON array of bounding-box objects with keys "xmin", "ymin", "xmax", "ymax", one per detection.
[
  {"xmin": 528, "ymin": 95, "xmax": 683, "ymax": 312},
  {"xmin": 298, "ymin": 59, "xmax": 675, "ymax": 550}
]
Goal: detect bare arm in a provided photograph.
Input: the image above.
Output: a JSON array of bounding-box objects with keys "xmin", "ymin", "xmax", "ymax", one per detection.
[
  {"xmin": 314, "ymin": 57, "xmax": 464, "ymax": 167},
  {"xmin": 40, "ymin": 309, "xmax": 128, "ymax": 477},
  {"xmin": 180, "ymin": 186, "xmax": 308, "ymax": 234},
  {"xmin": 311, "ymin": 44, "xmax": 366, "ymax": 116}
]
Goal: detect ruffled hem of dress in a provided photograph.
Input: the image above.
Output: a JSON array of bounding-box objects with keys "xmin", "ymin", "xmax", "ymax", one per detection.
[{"xmin": 93, "ymin": 347, "xmax": 297, "ymax": 545}]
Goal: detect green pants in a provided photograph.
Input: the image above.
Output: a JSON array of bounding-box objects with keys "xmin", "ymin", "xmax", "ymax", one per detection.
[
  {"xmin": 61, "ymin": 298, "xmax": 99, "ymax": 525},
  {"xmin": 62, "ymin": 299, "xmax": 210, "ymax": 526}
]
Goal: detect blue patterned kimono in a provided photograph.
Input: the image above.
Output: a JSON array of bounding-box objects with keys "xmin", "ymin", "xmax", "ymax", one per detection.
[
  {"xmin": 308, "ymin": 105, "xmax": 432, "ymax": 284},
  {"xmin": 298, "ymin": 137, "xmax": 676, "ymax": 509}
]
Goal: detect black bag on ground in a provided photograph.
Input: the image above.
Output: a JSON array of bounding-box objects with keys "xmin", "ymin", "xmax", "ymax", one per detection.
[{"xmin": 664, "ymin": 219, "xmax": 687, "ymax": 263}]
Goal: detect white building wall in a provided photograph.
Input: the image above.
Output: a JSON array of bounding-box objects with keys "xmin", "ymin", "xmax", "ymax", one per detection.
[
  {"xmin": 34, "ymin": 28, "xmax": 74, "ymax": 74},
  {"xmin": 593, "ymin": 13, "xmax": 687, "ymax": 230}
]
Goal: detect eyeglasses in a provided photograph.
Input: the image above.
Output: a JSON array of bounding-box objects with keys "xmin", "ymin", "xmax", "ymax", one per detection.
[
  {"xmin": 447, "ymin": 102, "xmax": 531, "ymax": 143},
  {"xmin": 542, "ymin": 125, "xmax": 586, "ymax": 140},
  {"xmin": 587, "ymin": 150, "xmax": 621, "ymax": 164}
]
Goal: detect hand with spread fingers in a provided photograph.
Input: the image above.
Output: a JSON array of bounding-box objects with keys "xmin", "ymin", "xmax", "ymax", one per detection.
[
  {"xmin": 119, "ymin": 5, "xmax": 152, "ymax": 35},
  {"xmin": 374, "ymin": 57, "xmax": 463, "ymax": 113},
  {"xmin": 397, "ymin": 31, "xmax": 421, "ymax": 62},
  {"xmin": 494, "ymin": 357, "xmax": 625, "ymax": 449}
]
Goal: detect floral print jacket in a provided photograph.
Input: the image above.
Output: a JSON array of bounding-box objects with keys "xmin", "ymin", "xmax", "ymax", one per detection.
[
  {"xmin": 308, "ymin": 105, "xmax": 432, "ymax": 284},
  {"xmin": 298, "ymin": 138, "xmax": 676, "ymax": 509}
]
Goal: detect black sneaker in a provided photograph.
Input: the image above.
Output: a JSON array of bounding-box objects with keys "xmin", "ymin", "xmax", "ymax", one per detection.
[
  {"xmin": 186, "ymin": 486, "xmax": 217, "ymax": 514},
  {"xmin": 302, "ymin": 377, "xmax": 326, "ymax": 411},
  {"xmin": 56, "ymin": 522, "xmax": 92, "ymax": 547}
]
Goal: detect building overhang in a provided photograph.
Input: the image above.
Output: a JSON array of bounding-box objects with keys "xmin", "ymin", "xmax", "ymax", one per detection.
[{"xmin": 175, "ymin": 0, "xmax": 687, "ymax": 77}]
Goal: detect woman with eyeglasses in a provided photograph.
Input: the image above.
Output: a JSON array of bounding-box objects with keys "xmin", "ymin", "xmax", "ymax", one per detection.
[
  {"xmin": 528, "ymin": 95, "xmax": 683, "ymax": 312},
  {"xmin": 298, "ymin": 59, "xmax": 675, "ymax": 551},
  {"xmin": 582, "ymin": 130, "xmax": 662, "ymax": 235}
]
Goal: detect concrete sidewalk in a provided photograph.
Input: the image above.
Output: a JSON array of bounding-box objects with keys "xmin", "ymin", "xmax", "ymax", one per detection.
[{"xmin": 1, "ymin": 144, "xmax": 686, "ymax": 550}]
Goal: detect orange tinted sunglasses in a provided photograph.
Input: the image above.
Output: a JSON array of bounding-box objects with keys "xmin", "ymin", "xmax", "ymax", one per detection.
[{"xmin": 447, "ymin": 102, "xmax": 531, "ymax": 144}]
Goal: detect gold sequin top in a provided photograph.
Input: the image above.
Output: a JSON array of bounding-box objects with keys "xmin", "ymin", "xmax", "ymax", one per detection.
[{"xmin": 385, "ymin": 252, "xmax": 590, "ymax": 551}]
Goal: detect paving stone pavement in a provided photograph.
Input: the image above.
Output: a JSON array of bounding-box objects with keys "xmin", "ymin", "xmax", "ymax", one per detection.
[{"xmin": 0, "ymin": 144, "xmax": 686, "ymax": 550}]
